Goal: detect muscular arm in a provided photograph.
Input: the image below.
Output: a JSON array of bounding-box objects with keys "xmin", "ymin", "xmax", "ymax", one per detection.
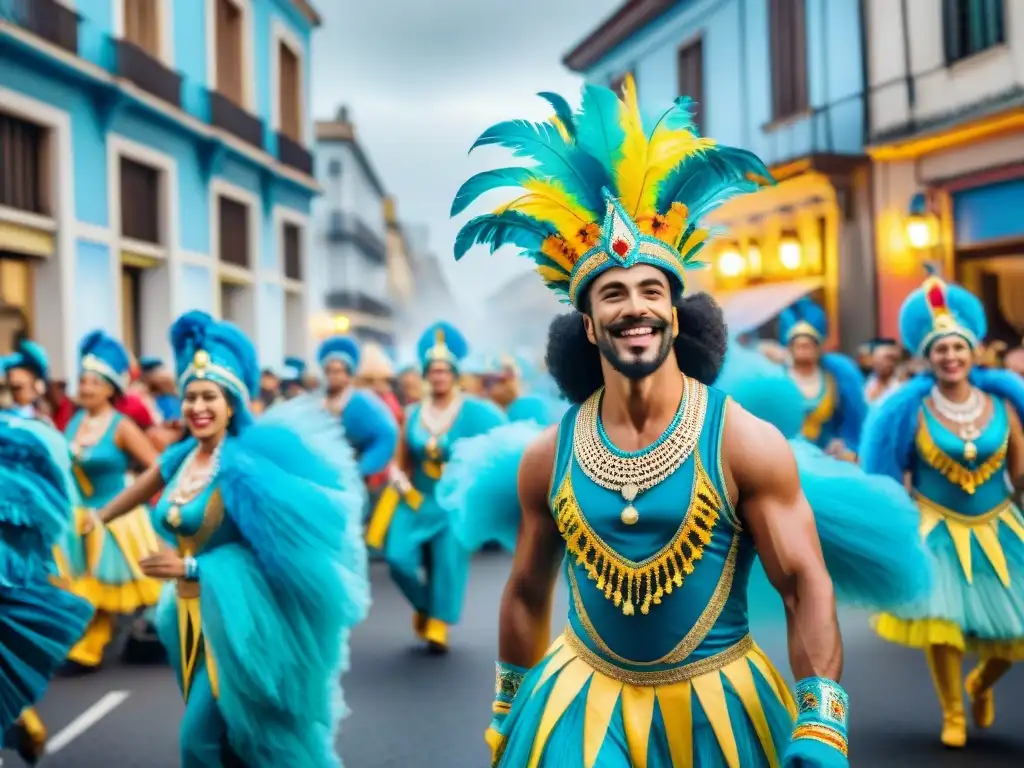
[
  {"xmin": 498, "ymin": 426, "xmax": 564, "ymax": 668},
  {"xmin": 725, "ymin": 401, "xmax": 842, "ymax": 682}
]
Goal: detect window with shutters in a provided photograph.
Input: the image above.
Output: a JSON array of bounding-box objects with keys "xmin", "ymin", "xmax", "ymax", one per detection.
[
  {"xmin": 677, "ymin": 39, "xmax": 705, "ymax": 134},
  {"xmin": 943, "ymin": 0, "xmax": 1005, "ymax": 64},
  {"xmin": 218, "ymin": 196, "xmax": 250, "ymax": 269},
  {"xmin": 215, "ymin": 0, "xmax": 246, "ymax": 106},
  {"xmin": 123, "ymin": 0, "xmax": 160, "ymax": 57},
  {"xmin": 0, "ymin": 113, "xmax": 50, "ymax": 217},
  {"xmin": 121, "ymin": 265, "xmax": 143, "ymax": 356},
  {"xmin": 119, "ymin": 157, "xmax": 161, "ymax": 245},
  {"xmin": 768, "ymin": 0, "xmax": 809, "ymax": 121},
  {"xmin": 278, "ymin": 40, "xmax": 302, "ymax": 141},
  {"xmin": 283, "ymin": 222, "xmax": 302, "ymax": 281}
]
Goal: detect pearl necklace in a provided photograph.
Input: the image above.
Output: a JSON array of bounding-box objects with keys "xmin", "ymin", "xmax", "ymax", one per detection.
[
  {"xmin": 419, "ymin": 393, "xmax": 463, "ymax": 459},
  {"xmin": 930, "ymin": 385, "xmax": 985, "ymax": 461},
  {"xmin": 70, "ymin": 411, "xmax": 114, "ymax": 460},
  {"xmin": 166, "ymin": 444, "xmax": 221, "ymax": 528}
]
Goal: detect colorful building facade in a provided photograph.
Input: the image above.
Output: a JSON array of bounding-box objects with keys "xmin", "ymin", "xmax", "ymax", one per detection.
[
  {"xmin": 564, "ymin": 0, "xmax": 875, "ymax": 352},
  {"xmin": 0, "ymin": 0, "xmax": 321, "ymax": 378},
  {"xmin": 866, "ymin": 0, "xmax": 1024, "ymax": 345}
]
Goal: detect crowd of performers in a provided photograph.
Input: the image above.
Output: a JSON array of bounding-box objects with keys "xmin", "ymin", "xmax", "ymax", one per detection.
[{"xmin": 1, "ymin": 73, "xmax": 1023, "ymax": 768}]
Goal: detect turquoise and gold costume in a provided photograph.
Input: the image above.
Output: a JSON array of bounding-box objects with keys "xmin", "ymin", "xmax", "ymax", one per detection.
[
  {"xmin": 366, "ymin": 322, "xmax": 506, "ymax": 649},
  {"xmin": 55, "ymin": 331, "xmax": 162, "ymax": 668},
  {"xmin": 446, "ymin": 73, "xmax": 902, "ymax": 765},
  {"xmin": 0, "ymin": 415, "xmax": 92, "ymax": 752},
  {"xmin": 316, "ymin": 335, "xmax": 399, "ymax": 478},
  {"xmin": 778, "ymin": 299, "xmax": 866, "ymax": 452},
  {"xmin": 149, "ymin": 311, "xmax": 368, "ymax": 766},
  {"xmin": 861, "ymin": 270, "xmax": 1024, "ymax": 747}
]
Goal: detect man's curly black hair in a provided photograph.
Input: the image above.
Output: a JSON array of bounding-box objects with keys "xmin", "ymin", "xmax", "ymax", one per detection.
[{"xmin": 545, "ymin": 292, "xmax": 728, "ymax": 404}]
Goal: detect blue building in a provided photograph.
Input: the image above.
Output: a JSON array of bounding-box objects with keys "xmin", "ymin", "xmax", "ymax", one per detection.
[
  {"xmin": 564, "ymin": 0, "xmax": 876, "ymax": 350},
  {"xmin": 0, "ymin": 0, "xmax": 320, "ymax": 379}
]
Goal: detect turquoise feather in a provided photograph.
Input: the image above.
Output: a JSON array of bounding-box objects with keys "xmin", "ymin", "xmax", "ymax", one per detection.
[
  {"xmin": 469, "ymin": 119, "xmax": 607, "ymax": 211},
  {"xmin": 655, "ymin": 146, "xmax": 770, "ymax": 217},
  {"xmin": 537, "ymin": 91, "xmax": 577, "ymax": 140},
  {"xmin": 646, "ymin": 96, "xmax": 699, "ymax": 139},
  {"xmin": 574, "ymin": 84, "xmax": 627, "ymax": 183},
  {"xmin": 450, "ymin": 168, "xmax": 547, "ymax": 217},
  {"xmin": 453, "ymin": 211, "xmax": 554, "ymax": 260}
]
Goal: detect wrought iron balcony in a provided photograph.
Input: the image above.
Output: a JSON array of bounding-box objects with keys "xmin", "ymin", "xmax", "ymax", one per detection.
[
  {"xmin": 277, "ymin": 132, "xmax": 313, "ymax": 176},
  {"xmin": 326, "ymin": 212, "xmax": 387, "ymax": 264},
  {"xmin": 325, "ymin": 290, "xmax": 394, "ymax": 318},
  {"xmin": 3, "ymin": 0, "xmax": 79, "ymax": 55},
  {"xmin": 209, "ymin": 92, "xmax": 263, "ymax": 150},
  {"xmin": 112, "ymin": 39, "xmax": 182, "ymax": 109}
]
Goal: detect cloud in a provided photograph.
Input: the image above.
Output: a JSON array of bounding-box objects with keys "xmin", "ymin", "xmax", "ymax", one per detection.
[{"xmin": 310, "ymin": 0, "xmax": 621, "ymax": 307}]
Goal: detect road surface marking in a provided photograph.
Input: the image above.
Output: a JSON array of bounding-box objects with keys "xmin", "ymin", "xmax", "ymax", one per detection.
[{"xmin": 45, "ymin": 691, "xmax": 131, "ymax": 754}]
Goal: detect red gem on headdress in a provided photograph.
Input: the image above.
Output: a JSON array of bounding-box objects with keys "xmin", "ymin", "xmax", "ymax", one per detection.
[
  {"xmin": 612, "ymin": 238, "xmax": 629, "ymax": 257},
  {"xmin": 926, "ymin": 282, "xmax": 946, "ymax": 311}
]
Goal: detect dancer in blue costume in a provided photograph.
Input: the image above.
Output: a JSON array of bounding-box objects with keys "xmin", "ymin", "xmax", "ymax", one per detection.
[
  {"xmin": 365, "ymin": 322, "xmax": 507, "ymax": 653},
  {"xmin": 316, "ymin": 335, "xmax": 399, "ymax": 480},
  {"xmin": 2, "ymin": 339, "xmax": 51, "ymax": 422},
  {"xmin": 88, "ymin": 311, "xmax": 369, "ymax": 767},
  {"xmin": 484, "ymin": 353, "xmax": 564, "ymax": 426},
  {"xmin": 0, "ymin": 412, "xmax": 93, "ymax": 764},
  {"xmin": 861, "ymin": 269, "xmax": 1024, "ymax": 749},
  {"xmin": 56, "ymin": 330, "xmax": 162, "ymax": 671},
  {"xmin": 778, "ymin": 298, "xmax": 866, "ymax": 460},
  {"xmin": 450, "ymin": 74, "xmax": 857, "ymax": 767}
]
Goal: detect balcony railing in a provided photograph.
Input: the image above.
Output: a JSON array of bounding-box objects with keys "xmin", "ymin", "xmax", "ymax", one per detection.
[
  {"xmin": 209, "ymin": 92, "xmax": 263, "ymax": 150},
  {"xmin": 2, "ymin": 0, "xmax": 79, "ymax": 55},
  {"xmin": 277, "ymin": 132, "xmax": 313, "ymax": 176},
  {"xmin": 325, "ymin": 289, "xmax": 394, "ymax": 318},
  {"xmin": 112, "ymin": 39, "xmax": 182, "ymax": 109},
  {"xmin": 327, "ymin": 213, "xmax": 387, "ymax": 264}
]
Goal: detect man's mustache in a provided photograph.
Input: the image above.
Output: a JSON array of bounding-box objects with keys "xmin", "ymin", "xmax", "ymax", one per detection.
[{"xmin": 605, "ymin": 316, "xmax": 669, "ymax": 334}]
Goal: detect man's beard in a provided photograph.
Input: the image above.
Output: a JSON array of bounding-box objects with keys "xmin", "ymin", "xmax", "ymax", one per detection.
[{"xmin": 595, "ymin": 315, "xmax": 673, "ymax": 380}]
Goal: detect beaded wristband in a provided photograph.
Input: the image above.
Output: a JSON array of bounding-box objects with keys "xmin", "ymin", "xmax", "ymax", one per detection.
[
  {"xmin": 183, "ymin": 555, "xmax": 199, "ymax": 581},
  {"xmin": 493, "ymin": 661, "xmax": 528, "ymax": 716},
  {"xmin": 792, "ymin": 677, "xmax": 849, "ymax": 756}
]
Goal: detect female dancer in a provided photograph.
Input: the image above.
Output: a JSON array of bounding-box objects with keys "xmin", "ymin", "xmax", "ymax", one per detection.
[
  {"xmin": 778, "ymin": 298, "xmax": 867, "ymax": 459},
  {"xmin": 862, "ymin": 270, "xmax": 1024, "ymax": 749},
  {"xmin": 366, "ymin": 321, "xmax": 506, "ymax": 653},
  {"xmin": 56, "ymin": 330, "xmax": 161, "ymax": 671},
  {"xmin": 0, "ymin": 414, "xmax": 93, "ymax": 764},
  {"xmin": 88, "ymin": 310, "xmax": 368, "ymax": 766}
]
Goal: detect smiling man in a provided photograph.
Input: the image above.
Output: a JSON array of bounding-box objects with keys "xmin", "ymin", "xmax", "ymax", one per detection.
[{"xmin": 453, "ymin": 77, "xmax": 850, "ymax": 767}]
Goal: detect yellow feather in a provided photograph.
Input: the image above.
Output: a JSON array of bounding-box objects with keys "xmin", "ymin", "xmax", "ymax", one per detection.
[
  {"xmin": 613, "ymin": 75, "xmax": 651, "ymax": 218},
  {"xmin": 540, "ymin": 234, "xmax": 576, "ymax": 273},
  {"xmin": 635, "ymin": 132, "xmax": 717, "ymax": 212},
  {"xmin": 495, "ymin": 180, "xmax": 595, "ymax": 242},
  {"xmin": 679, "ymin": 227, "xmax": 710, "ymax": 256},
  {"xmin": 551, "ymin": 116, "xmax": 571, "ymax": 143},
  {"xmin": 536, "ymin": 264, "xmax": 568, "ymax": 284}
]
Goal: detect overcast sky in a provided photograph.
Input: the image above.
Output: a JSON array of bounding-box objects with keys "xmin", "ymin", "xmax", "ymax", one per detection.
[{"xmin": 310, "ymin": 0, "xmax": 621, "ymax": 315}]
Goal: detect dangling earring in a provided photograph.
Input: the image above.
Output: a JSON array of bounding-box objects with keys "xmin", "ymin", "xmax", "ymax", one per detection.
[{"xmin": 672, "ymin": 307, "xmax": 679, "ymax": 339}]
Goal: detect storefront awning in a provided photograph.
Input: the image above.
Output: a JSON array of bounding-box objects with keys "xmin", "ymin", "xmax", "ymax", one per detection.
[{"xmin": 715, "ymin": 278, "xmax": 823, "ymax": 335}]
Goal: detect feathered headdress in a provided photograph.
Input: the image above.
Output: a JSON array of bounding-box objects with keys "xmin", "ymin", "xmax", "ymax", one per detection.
[
  {"xmin": 170, "ymin": 311, "xmax": 259, "ymax": 407},
  {"xmin": 899, "ymin": 266, "xmax": 986, "ymax": 356},
  {"xmin": 317, "ymin": 336, "xmax": 360, "ymax": 373},
  {"xmin": 451, "ymin": 76, "xmax": 773, "ymax": 308},
  {"xmin": 779, "ymin": 297, "xmax": 828, "ymax": 345},
  {"xmin": 78, "ymin": 330, "xmax": 130, "ymax": 392},
  {"xmin": 418, "ymin": 322, "xmax": 469, "ymax": 372},
  {"xmin": 6, "ymin": 339, "xmax": 49, "ymax": 381}
]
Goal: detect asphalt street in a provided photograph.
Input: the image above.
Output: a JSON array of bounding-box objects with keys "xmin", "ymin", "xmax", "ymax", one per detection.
[{"xmin": 11, "ymin": 553, "xmax": 1024, "ymax": 767}]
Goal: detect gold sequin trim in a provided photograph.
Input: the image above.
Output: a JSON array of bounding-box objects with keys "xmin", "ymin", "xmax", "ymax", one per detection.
[
  {"xmin": 553, "ymin": 450, "xmax": 723, "ymax": 617},
  {"xmin": 568, "ymin": 251, "xmax": 608, "ymax": 301},
  {"xmin": 567, "ymin": 530, "xmax": 739, "ymax": 665},
  {"xmin": 800, "ymin": 374, "xmax": 835, "ymax": 443},
  {"xmin": 562, "ymin": 624, "xmax": 753, "ymax": 686},
  {"xmin": 915, "ymin": 417, "xmax": 1007, "ymax": 495},
  {"xmin": 573, "ymin": 377, "xmax": 707, "ymax": 495},
  {"xmin": 791, "ymin": 723, "xmax": 849, "ymax": 757}
]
